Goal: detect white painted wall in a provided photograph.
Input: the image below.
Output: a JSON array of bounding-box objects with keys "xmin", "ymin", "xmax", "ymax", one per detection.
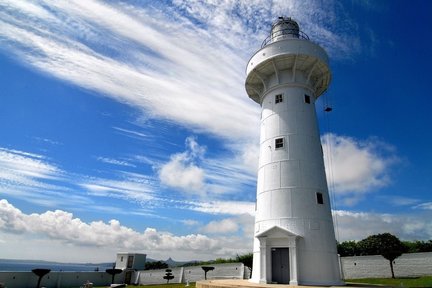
[
  {"xmin": 0, "ymin": 271, "xmax": 115, "ymax": 288},
  {"xmin": 115, "ymin": 253, "xmax": 146, "ymax": 270},
  {"xmin": 137, "ymin": 263, "xmax": 245, "ymax": 285},
  {"xmin": 341, "ymin": 252, "xmax": 432, "ymax": 279},
  {"xmin": 0, "ymin": 262, "xmax": 245, "ymax": 287}
]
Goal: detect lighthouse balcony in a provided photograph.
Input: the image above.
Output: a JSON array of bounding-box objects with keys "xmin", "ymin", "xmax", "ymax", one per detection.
[{"xmin": 261, "ymin": 28, "xmax": 309, "ymax": 48}]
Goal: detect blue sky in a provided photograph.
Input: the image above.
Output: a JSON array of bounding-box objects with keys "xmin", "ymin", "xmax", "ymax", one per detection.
[{"xmin": 0, "ymin": 0, "xmax": 431, "ymax": 263}]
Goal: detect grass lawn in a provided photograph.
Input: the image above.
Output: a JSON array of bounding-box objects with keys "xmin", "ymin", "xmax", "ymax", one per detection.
[{"xmin": 346, "ymin": 276, "xmax": 432, "ymax": 287}]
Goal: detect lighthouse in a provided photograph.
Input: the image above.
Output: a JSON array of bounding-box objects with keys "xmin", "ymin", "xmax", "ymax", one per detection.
[{"xmin": 245, "ymin": 17, "xmax": 342, "ymax": 286}]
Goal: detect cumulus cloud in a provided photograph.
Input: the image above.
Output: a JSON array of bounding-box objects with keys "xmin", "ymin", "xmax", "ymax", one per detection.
[
  {"xmin": 0, "ymin": 199, "xmax": 242, "ymax": 257},
  {"xmin": 322, "ymin": 134, "xmax": 398, "ymax": 205},
  {"xmin": 159, "ymin": 137, "xmax": 206, "ymax": 194},
  {"xmin": 200, "ymin": 214, "xmax": 255, "ymax": 237},
  {"xmin": 201, "ymin": 218, "xmax": 239, "ymax": 234},
  {"xmin": 334, "ymin": 209, "xmax": 432, "ymax": 242}
]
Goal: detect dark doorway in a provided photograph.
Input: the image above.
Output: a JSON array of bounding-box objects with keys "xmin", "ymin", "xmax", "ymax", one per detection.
[
  {"xmin": 271, "ymin": 248, "xmax": 290, "ymax": 284},
  {"xmin": 124, "ymin": 271, "xmax": 133, "ymax": 284},
  {"xmin": 127, "ymin": 255, "xmax": 134, "ymax": 268}
]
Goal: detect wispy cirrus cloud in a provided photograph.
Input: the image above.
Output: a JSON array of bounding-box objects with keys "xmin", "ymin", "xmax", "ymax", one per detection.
[
  {"xmin": 96, "ymin": 156, "xmax": 136, "ymax": 167},
  {"xmin": 0, "ymin": 0, "xmax": 258, "ymax": 142},
  {"xmin": 80, "ymin": 172, "xmax": 157, "ymax": 203},
  {"xmin": 0, "ymin": 0, "xmax": 363, "ymax": 146},
  {"xmin": 188, "ymin": 200, "xmax": 255, "ymax": 216},
  {"xmin": 414, "ymin": 202, "xmax": 432, "ymax": 210},
  {"xmin": 0, "ymin": 147, "xmax": 77, "ymax": 207}
]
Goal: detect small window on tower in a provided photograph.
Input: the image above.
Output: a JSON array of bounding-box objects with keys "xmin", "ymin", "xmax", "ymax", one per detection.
[
  {"xmin": 316, "ymin": 192, "xmax": 324, "ymax": 204},
  {"xmin": 304, "ymin": 94, "xmax": 311, "ymax": 104},
  {"xmin": 275, "ymin": 138, "xmax": 284, "ymax": 149},
  {"xmin": 275, "ymin": 94, "xmax": 283, "ymax": 104}
]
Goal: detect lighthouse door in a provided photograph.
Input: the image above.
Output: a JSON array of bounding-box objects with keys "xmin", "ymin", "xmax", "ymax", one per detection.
[{"xmin": 271, "ymin": 248, "xmax": 290, "ymax": 284}]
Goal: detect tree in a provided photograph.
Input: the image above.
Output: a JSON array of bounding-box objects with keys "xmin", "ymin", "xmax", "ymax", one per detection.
[
  {"xmin": 202, "ymin": 266, "xmax": 214, "ymax": 280},
  {"xmin": 357, "ymin": 233, "xmax": 407, "ymax": 278},
  {"xmin": 337, "ymin": 241, "xmax": 359, "ymax": 256},
  {"xmin": 163, "ymin": 269, "xmax": 174, "ymax": 283},
  {"xmin": 236, "ymin": 253, "xmax": 253, "ymax": 277},
  {"xmin": 32, "ymin": 268, "xmax": 50, "ymax": 288},
  {"xmin": 145, "ymin": 261, "xmax": 168, "ymax": 270},
  {"xmin": 105, "ymin": 268, "xmax": 123, "ymax": 284}
]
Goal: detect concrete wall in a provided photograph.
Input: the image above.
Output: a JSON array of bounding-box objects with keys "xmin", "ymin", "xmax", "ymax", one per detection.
[
  {"xmin": 0, "ymin": 271, "xmax": 116, "ymax": 288},
  {"xmin": 182, "ymin": 263, "xmax": 244, "ymax": 282},
  {"xmin": 137, "ymin": 267, "xmax": 184, "ymax": 285},
  {"xmin": 341, "ymin": 252, "xmax": 432, "ymax": 279},
  {"xmin": 0, "ymin": 262, "xmax": 245, "ymax": 287},
  {"xmin": 137, "ymin": 263, "xmax": 245, "ymax": 285}
]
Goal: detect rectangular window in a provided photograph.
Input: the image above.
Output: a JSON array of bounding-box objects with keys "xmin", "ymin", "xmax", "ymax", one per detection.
[
  {"xmin": 275, "ymin": 138, "xmax": 284, "ymax": 149},
  {"xmin": 304, "ymin": 94, "xmax": 311, "ymax": 104},
  {"xmin": 275, "ymin": 94, "xmax": 283, "ymax": 104},
  {"xmin": 316, "ymin": 192, "xmax": 324, "ymax": 204}
]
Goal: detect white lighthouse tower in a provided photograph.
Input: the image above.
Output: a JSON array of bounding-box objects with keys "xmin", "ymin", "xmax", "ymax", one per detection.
[{"xmin": 245, "ymin": 17, "xmax": 342, "ymax": 286}]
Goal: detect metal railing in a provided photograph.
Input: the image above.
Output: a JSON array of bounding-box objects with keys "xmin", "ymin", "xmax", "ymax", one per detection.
[{"xmin": 261, "ymin": 28, "xmax": 309, "ymax": 48}]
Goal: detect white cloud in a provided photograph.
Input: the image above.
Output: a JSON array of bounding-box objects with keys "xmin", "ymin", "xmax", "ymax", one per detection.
[
  {"xmin": 96, "ymin": 157, "xmax": 136, "ymax": 167},
  {"xmin": 80, "ymin": 172, "xmax": 157, "ymax": 203},
  {"xmin": 113, "ymin": 127, "xmax": 148, "ymax": 140},
  {"xmin": 0, "ymin": 147, "xmax": 60, "ymax": 180},
  {"xmin": 181, "ymin": 219, "xmax": 200, "ymax": 227},
  {"xmin": 190, "ymin": 200, "xmax": 255, "ymax": 216},
  {"xmin": 322, "ymin": 134, "xmax": 398, "ymax": 205},
  {"xmin": 384, "ymin": 196, "xmax": 421, "ymax": 207},
  {"xmin": 200, "ymin": 214, "xmax": 254, "ymax": 237},
  {"xmin": 0, "ymin": 0, "xmax": 259, "ymax": 142},
  {"xmin": 201, "ymin": 218, "xmax": 239, "ymax": 234},
  {"xmin": 0, "ymin": 199, "xmax": 251, "ymax": 261},
  {"xmin": 415, "ymin": 202, "xmax": 432, "ymax": 210},
  {"xmin": 0, "ymin": 147, "xmax": 89, "ymax": 207},
  {"xmin": 158, "ymin": 137, "xmax": 206, "ymax": 194},
  {"xmin": 0, "ymin": 0, "xmax": 364, "ymax": 146},
  {"xmin": 334, "ymin": 209, "xmax": 432, "ymax": 242}
]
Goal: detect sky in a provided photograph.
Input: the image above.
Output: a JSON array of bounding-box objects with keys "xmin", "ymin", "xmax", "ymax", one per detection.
[{"xmin": 0, "ymin": 0, "xmax": 431, "ymax": 263}]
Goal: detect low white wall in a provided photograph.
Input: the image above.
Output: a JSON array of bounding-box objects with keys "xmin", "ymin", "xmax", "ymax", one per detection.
[
  {"xmin": 0, "ymin": 271, "xmax": 116, "ymax": 288},
  {"xmin": 137, "ymin": 267, "xmax": 183, "ymax": 285},
  {"xmin": 341, "ymin": 252, "xmax": 432, "ymax": 279},
  {"xmin": 182, "ymin": 263, "xmax": 244, "ymax": 282},
  {"xmin": 0, "ymin": 262, "xmax": 247, "ymax": 287},
  {"xmin": 137, "ymin": 263, "xmax": 245, "ymax": 285}
]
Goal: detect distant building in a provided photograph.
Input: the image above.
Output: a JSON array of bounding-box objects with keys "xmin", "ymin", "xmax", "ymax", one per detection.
[
  {"xmin": 115, "ymin": 253, "xmax": 146, "ymax": 284},
  {"xmin": 115, "ymin": 253, "xmax": 146, "ymax": 270}
]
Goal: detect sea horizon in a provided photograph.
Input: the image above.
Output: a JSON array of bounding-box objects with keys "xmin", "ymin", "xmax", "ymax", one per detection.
[{"xmin": 0, "ymin": 258, "xmax": 113, "ymax": 272}]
